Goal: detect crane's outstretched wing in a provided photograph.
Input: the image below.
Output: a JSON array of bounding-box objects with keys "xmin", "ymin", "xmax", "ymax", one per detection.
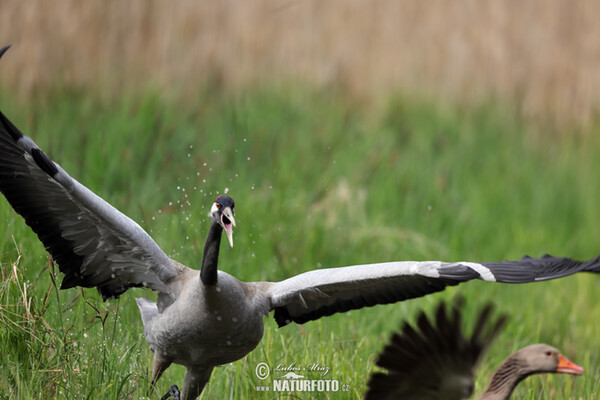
[
  {"xmin": 0, "ymin": 46, "xmax": 179, "ymax": 299},
  {"xmin": 365, "ymin": 300, "xmax": 507, "ymax": 400},
  {"xmin": 267, "ymin": 254, "xmax": 600, "ymax": 327}
]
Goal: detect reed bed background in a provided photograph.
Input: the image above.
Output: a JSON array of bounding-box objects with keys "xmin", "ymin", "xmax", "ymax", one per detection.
[{"xmin": 1, "ymin": 0, "xmax": 600, "ymax": 127}]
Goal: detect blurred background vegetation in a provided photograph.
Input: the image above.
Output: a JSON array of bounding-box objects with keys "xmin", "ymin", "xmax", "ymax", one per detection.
[
  {"xmin": 1, "ymin": 0, "xmax": 600, "ymax": 128},
  {"xmin": 0, "ymin": 1, "xmax": 599, "ymax": 399}
]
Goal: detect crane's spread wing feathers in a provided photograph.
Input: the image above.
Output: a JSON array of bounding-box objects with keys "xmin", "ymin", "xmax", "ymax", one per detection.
[
  {"xmin": 268, "ymin": 261, "xmax": 460, "ymax": 326},
  {"xmin": 268, "ymin": 254, "xmax": 600, "ymax": 327},
  {"xmin": 0, "ymin": 108, "xmax": 179, "ymax": 299}
]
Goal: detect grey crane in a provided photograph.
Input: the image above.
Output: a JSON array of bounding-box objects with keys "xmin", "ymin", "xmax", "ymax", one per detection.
[
  {"xmin": 365, "ymin": 300, "xmax": 583, "ymax": 400},
  {"xmin": 0, "ymin": 45, "xmax": 598, "ymax": 399}
]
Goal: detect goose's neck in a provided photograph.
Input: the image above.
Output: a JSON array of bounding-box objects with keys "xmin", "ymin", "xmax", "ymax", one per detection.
[
  {"xmin": 479, "ymin": 357, "xmax": 528, "ymax": 400},
  {"xmin": 200, "ymin": 222, "xmax": 222, "ymax": 286}
]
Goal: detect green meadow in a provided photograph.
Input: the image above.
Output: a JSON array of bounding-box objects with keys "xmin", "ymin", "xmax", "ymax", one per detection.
[{"xmin": 0, "ymin": 87, "xmax": 599, "ymax": 399}]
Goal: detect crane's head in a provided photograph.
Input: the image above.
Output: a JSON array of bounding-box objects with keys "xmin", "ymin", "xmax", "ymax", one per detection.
[{"xmin": 210, "ymin": 195, "xmax": 236, "ymax": 247}]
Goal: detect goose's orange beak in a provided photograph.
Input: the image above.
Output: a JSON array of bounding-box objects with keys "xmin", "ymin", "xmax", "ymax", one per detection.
[{"xmin": 556, "ymin": 354, "xmax": 584, "ymax": 375}]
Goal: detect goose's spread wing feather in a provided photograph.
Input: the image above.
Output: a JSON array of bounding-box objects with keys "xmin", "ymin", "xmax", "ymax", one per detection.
[
  {"xmin": 268, "ymin": 254, "xmax": 600, "ymax": 327},
  {"xmin": 365, "ymin": 301, "xmax": 507, "ymax": 400},
  {"xmin": 0, "ymin": 109, "xmax": 178, "ymax": 299}
]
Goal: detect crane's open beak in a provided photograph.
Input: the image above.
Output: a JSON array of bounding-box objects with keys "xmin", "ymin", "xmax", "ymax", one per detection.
[
  {"xmin": 556, "ymin": 354, "xmax": 584, "ymax": 375},
  {"xmin": 221, "ymin": 207, "xmax": 236, "ymax": 248}
]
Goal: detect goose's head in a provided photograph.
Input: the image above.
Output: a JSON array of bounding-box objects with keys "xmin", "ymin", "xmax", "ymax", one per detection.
[
  {"xmin": 518, "ymin": 344, "xmax": 584, "ymax": 376},
  {"xmin": 210, "ymin": 195, "xmax": 236, "ymax": 247}
]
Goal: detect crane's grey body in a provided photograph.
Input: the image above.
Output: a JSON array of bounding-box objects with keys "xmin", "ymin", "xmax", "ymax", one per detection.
[
  {"xmin": 0, "ymin": 46, "xmax": 598, "ymax": 398},
  {"xmin": 139, "ymin": 270, "xmax": 269, "ymax": 368}
]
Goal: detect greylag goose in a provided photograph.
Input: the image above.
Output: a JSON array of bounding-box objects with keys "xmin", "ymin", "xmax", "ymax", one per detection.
[
  {"xmin": 0, "ymin": 45, "xmax": 596, "ymax": 399},
  {"xmin": 365, "ymin": 301, "xmax": 583, "ymax": 400}
]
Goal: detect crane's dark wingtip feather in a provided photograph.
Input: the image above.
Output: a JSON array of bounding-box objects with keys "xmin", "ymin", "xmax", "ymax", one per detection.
[
  {"xmin": 0, "ymin": 108, "xmax": 134, "ymax": 300},
  {"xmin": 59, "ymin": 273, "xmax": 130, "ymax": 300},
  {"xmin": 437, "ymin": 264, "xmax": 480, "ymax": 281},
  {"xmin": 273, "ymin": 310, "xmax": 290, "ymax": 327},
  {"xmin": 479, "ymin": 253, "xmax": 600, "ymax": 282},
  {"xmin": 0, "ymin": 109, "xmax": 25, "ymax": 140},
  {"xmin": 0, "ymin": 45, "xmax": 10, "ymax": 59},
  {"xmin": 583, "ymin": 253, "xmax": 600, "ymax": 272},
  {"xmin": 59, "ymin": 271, "xmax": 89, "ymax": 290},
  {"xmin": 0, "ymin": 192, "xmax": 88, "ymax": 290},
  {"xmin": 31, "ymin": 148, "xmax": 59, "ymax": 176}
]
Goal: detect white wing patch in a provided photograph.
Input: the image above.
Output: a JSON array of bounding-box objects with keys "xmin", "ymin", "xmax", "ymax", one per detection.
[{"xmin": 457, "ymin": 262, "xmax": 496, "ymax": 282}]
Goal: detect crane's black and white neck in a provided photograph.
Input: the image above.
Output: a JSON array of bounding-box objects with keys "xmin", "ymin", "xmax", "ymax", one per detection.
[{"xmin": 200, "ymin": 195, "xmax": 235, "ymax": 286}]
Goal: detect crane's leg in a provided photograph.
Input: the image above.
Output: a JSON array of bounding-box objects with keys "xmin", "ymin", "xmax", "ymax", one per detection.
[
  {"xmin": 150, "ymin": 353, "xmax": 173, "ymax": 395},
  {"xmin": 160, "ymin": 385, "xmax": 180, "ymax": 400},
  {"xmin": 181, "ymin": 367, "xmax": 214, "ymax": 400}
]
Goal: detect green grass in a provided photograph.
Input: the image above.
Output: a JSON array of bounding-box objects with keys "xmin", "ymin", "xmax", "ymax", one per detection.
[{"xmin": 0, "ymin": 87, "xmax": 599, "ymax": 399}]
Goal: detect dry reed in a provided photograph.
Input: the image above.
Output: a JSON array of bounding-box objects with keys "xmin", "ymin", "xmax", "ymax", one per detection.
[{"xmin": 0, "ymin": 0, "xmax": 599, "ymax": 126}]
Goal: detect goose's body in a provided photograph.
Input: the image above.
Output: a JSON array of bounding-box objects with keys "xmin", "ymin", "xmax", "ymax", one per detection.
[
  {"xmin": 365, "ymin": 301, "xmax": 584, "ymax": 400},
  {"xmin": 0, "ymin": 45, "xmax": 598, "ymax": 398}
]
